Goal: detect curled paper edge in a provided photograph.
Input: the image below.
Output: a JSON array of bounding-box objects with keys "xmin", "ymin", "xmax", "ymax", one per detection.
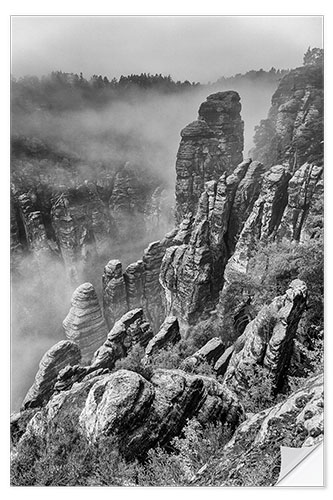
[{"xmin": 276, "ymin": 441, "xmax": 323, "ymax": 486}]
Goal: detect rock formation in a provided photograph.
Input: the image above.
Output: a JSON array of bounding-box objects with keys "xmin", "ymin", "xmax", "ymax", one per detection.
[
  {"xmin": 21, "ymin": 340, "xmax": 81, "ymax": 410},
  {"xmin": 124, "ymin": 260, "xmax": 145, "ymax": 309},
  {"xmin": 63, "ymin": 283, "xmax": 108, "ymax": 362},
  {"xmin": 109, "ymin": 162, "xmax": 148, "ymax": 241},
  {"xmin": 17, "ymin": 192, "xmax": 55, "ymax": 270},
  {"xmin": 19, "ymin": 368, "xmax": 243, "ymax": 460},
  {"xmin": 276, "ymin": 162, "xmax": 323, "ymax": 242},
  {"xmin": 193, "ymin": 373, "xmax": 323, "ymax": 486},
  {"xmin": 175, "ymin": 91, "xmax": 244, "ymax": 223},
  {"xmin": 161, "ymin": 159, "xmax": 262, "ymax": 325},
  {"xmin": 91, "ymin": 308, "xmax": 153, "ymax": 370},
  {"xmin": 223, "ymin": 279, "xmax": 308, "ymax": 394},
  {"xmin": 214, "ymin": 346, "xmax": 235, "ymax": 377},
  {"xmin": 226, "ymin": 164, "xmax": 291, "ymax": 274},
  {"xmin": 80, "ymin": 369, "xmax": 243, "ymax": 458},
  {"xmin": 140, "ymin": 229, "xmax": 180, "ymax": 331},
  {"xmin": 11, "ymin": 140, "xmax": 170, "ymax": 287},
  {"xmin": 102, "ymin": 259, "xmax": 128, "ymax": 329},
  {"xmin": 180, "ymin": 337, "xmax": 225, "ymax": 372},
  {"xmin": 51, "ymin": 183, "xmax": 114, "ymax": 283},
  {"xmin": 144, "ymin": 316, "xmax": 180, "ymax": 358},
  {"xmin": 251, "ymin": 63, "xmax": 323, "ymax": 169}
]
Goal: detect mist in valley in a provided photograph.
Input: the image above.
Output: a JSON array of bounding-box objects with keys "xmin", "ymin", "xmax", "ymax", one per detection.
[{"xmin": 11, "ymin": 71, "xmax": 285, "ymax": 412}]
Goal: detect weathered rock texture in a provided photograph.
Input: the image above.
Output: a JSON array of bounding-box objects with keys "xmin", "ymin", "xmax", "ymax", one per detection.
[
  {"xmin": 175, "ymin": 91, "xmax": 244, "ymax": 223},
  {"xmin": 223, "ymin": 279, "xmax": 308, "ymax": 394},
  {"xmin": 276, "ymin": 162, "xmax": 323, "ymax": 242},
  {"xmin": 37, "ymin": 367, "xmax": 243, "ymax": 459},
  {"xmin": 63, "ymin": 282, "xmax": 108, "ymax": 362},
  {"xmin": 193, "ymin": 373, "xmax": 323, "ymax": 486},
  {"xmin": 21, "ymin": 340, "xmax": 81, "ymax": 410},
  {"xmin": 16, "ymin": 368, "xmax": 243, "ymax": 461},
  {"xmin": 124, "ymin": 260, "xmax": 145, "ymax": 310},
  {"xmin": 180, "ymin": 338, "xmax": 225, "ymax": 372},
  {"xmin": 161, "ymin": 159, "xmax": 263, "ymax": 325},
  {"xmin": 251, "ymin": 63, "xmax": 323, "ymax": 169},
  {"xmin": 144, "ymin": 316, "xmax": 180, "ymax": 358},
  {"xmin": 226, "ymin": 164, "xmax": 291, "ymax": 274},
  {"xmin": 91, "ymin": 308, "xmax": 153, "ymax": 371},
  {"xmin": 221, "ymin": 161, "xmax": 323, "ymax": 320},
  {"xmin": 102, "ymin": 259, "xmax": 128, "ymax": 329}
]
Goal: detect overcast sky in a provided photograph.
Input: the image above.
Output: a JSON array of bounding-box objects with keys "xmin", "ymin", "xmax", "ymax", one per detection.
[{"xmin": 11, "ymin": 16, "xmax": 323, "ymax": 82}]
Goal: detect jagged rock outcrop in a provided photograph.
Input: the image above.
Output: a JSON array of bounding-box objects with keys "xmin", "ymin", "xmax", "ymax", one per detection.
[
  {"xmin": 161, "ymin": 159, "xmax": 261, "ymax": 325},
  {"xmin": 16, "ymin": 368, "xmax": 243, "ymax": 461},
  {"xmin": 140, "ymin": 229, "xmax": 180, "ymax": 331},
  {"xmin": 42, "ymin": 368, "xmax": 242, "ymax": 459},
  {"xmin": 226, "ymin": 164, "xmax": 291, "ymax": 274},
  {"xmin": 17, "ymin": 192, "xmax": 55, "ymax": 271},
  {"xmin": 180, "ymin": 338, "xmax": 225, "ymax": 372},
  {"xmin": 175, "ymin": 91, "xmax": 244, "ymax": 222},
  {"xmin": 21, "ymin": 340, "xmax": 81, "ymax": 410},
  {"xmin": 223, "ymin": 279, "xmax": 308, "ymax": 394},
  {"xmin": 102, "ymin": 259, "xmax": 128, "ymax": 329},
  {"xmin": 214, "ymin": 346, "xmax": 235, "ymax": 377},
  {"xmin": 144, "ymin": 316, "xmax": 180, "ymax": 358},
  {"xmin": 276, "ymin": 162, "xmax": 323, "ymax": 242},
  {"xmin": 193, "ymin": 373, "xmax": 323, "ymax": 486},
  {"xmin": 63, "ymin": 283, "xmax": 108, "ymax": 362},
  {"xmin": 51, "ymin": 183, "xmax": 114, "ymax": 283},
  {"xmin": 11, "ymin": 140, "xmax": 171, "ymax": 289},
  {"xmin": 226, "ymin": 160, "xmax": 265, "ymax": 249},
  {"xmin": 109, "ymin": 162, "xmax": 148, "ymax": 241},
  {"xmin": 251, "ymin": 63, "xmax": 323, "ymax": 169},
  {"xmin": 91, "ymin": 308, "xmax": 153, "ymax": 370},
  {"xmin": 53, "ymin": 364, "xmax": 108, "ymax": 392},
  {"xmin": 124, "ymin": 260, "xmax": 144, "ymax": 309}
]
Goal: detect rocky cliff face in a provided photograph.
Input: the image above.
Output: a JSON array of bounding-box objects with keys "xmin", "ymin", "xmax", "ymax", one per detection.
[
  {"xmin": 251, "ymin": 63, "xmax": 323, "ymax": 169},
  {"xmin": 193, "ymin": 373, "xmax": 323, "ymax": 486},
  {"xmin": 11, "ymin": 67, "xmax": 324, "ymax": 485},
  {"xmin": 161, "ymin": 159, "xmax": 263, "ymax": 325},
  {"xmin": 225, "ymin": 161, "xmax": 323, "ymax": 277},
  {"xmin": 17, "ymin": 368, "xmax": 243, "ymax": 460},
  {"xmin": 276, "ymin": 162, "xmax": 323, "ymax": 242},
  {"xmin": 223, "ymin": 279, "xmax": 308, "ymax": 394},
  {"xmin": 175, "ymin": 91, "xmax": 244, "ymax": 223}
]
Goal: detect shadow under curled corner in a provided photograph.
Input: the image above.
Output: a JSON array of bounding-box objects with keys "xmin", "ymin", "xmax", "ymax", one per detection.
[{"xmin": 275, "ymin": 441, "xmax": 324, "ymax": 486}]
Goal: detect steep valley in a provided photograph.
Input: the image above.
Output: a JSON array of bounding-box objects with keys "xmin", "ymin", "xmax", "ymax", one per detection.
[{"xmin": 10, "ymin": 56, "xmax": 324, "ymax": 486}]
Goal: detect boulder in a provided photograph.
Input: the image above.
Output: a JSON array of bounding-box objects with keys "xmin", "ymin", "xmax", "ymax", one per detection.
[{"xmin": 78, "ymin": 368, "xmax": 243, "ymax": 458}]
